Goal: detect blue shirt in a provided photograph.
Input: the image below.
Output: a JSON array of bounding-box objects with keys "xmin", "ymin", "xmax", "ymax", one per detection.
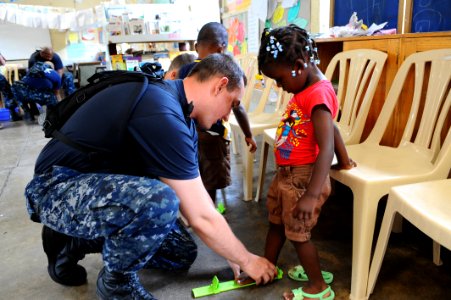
[
  {"xmin": 35, "ymin": 79, "xmax": 199, "ymax": 180},
  {"xmin": 23, "ymin": 68, "xmax": 61, "ymax": 90}
]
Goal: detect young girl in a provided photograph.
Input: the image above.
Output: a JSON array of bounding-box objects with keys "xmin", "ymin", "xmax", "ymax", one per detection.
[{"xmin": 255, "ymin": 25, "xmax": 356, "ymax": 299}]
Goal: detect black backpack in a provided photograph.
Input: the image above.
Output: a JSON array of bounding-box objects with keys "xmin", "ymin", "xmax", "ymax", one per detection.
[{"xmin": 42, "ymin": 70, "xmax": 172, "ymax": 156}]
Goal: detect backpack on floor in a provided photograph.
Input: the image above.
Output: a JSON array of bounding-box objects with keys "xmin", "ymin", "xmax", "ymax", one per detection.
[{"xmin": 42, "ymin": 70, "xmax": 171, "ymax": 155}]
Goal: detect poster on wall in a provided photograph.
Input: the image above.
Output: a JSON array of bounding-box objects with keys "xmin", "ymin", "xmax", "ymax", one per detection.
[
  {"xmin": 222, "ymin": 0, "xmax": 311, "ymax": 56},
  {"xmin": 223, "ymin": 0, "xmax": 251, "ymax": 14},
  {"xmin": 265, "ymin": 0, "xmax": 310, "ymax": 30},
  {"xmin": 223, "ymin": 13, "xmax": 247, "ymax": 56}
]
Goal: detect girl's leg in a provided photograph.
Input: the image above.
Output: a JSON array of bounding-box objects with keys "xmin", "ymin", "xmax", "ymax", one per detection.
[
  {"xmin": 264, "ymin": 222, "xmax": 286, "ymax": 264},
  {"xmin": 282, "ymin": 240, "xmax": 329, "ymax": 300}
]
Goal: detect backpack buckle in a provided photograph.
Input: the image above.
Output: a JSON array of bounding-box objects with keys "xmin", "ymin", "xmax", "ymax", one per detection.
[{"xmin": 76, "ymin": 93, "xmax": 86, "ymax": 103}]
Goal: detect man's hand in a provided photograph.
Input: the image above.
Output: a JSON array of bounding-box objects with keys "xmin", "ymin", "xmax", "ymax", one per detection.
[
  {"xmin": 240, "ymin": 254, "xmax": 277, "ymax": 285},
  {"xmin": 244, "ymin": 136, "xmax": 257, "ymax": 153},
  {"xmin": 227, "ymin": 260, "xmax": 241, "ymax": 279}
]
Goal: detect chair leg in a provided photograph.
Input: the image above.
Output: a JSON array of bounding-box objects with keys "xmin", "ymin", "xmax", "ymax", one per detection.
[
  {"xmin": 231, "ymin": 129, "xmax": 239, "ymax": 155},
  {"xmin": 349, "ymin": 189, "xmax": 381, "ymax": 300},
  {"xmin": 255, "ymin": 139, "xmax": 270, "ymax": 202},
  {"xmin": 432, "ymin": 241, "xmax": 443, "ymax": 266},
  {"xmin": 367, "ymin": 202, "xmax": 397, "ymax": 298},
  {"xmin": 242, "ymin": 140, "xmax": 254, "ymax": 201},
  {"xmin": 391, "ymin": 213, "xmax": 403, "ymax": 233}
]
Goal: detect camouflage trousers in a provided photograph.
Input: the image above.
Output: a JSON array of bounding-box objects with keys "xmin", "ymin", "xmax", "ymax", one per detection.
[
  {"xmin": 25, "ymin": 166, "xmax": 198, "ymax": 273},
  {"xmin": 12, "ymin": 80, "xmax": 58, "ymax": 108},
  {"xmin": 0, "ymin": 74, "xmax": 18, "ymax": 109},
  {"xmin": 62, "ymin": 72, "xmax": 76, "ymax": 97}
]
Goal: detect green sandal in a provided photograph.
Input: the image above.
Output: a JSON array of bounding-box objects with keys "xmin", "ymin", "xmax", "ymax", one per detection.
[
  {"xmin": 291, "ymin": 285, "xmax": 335, "ymax": 300},
  {"xmin": 288, "ymin": 265, "xmax": 334, "ymax": 284}
]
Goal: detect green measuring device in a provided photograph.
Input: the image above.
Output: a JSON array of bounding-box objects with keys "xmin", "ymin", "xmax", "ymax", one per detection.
[{"xmin": 192, "ymin": 267, "xmax": 283, "ymax": 298}]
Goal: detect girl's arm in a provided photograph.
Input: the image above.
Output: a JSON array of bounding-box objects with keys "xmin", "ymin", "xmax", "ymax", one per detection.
[
  {"xmin": 292, "ymin": 105, "xmax": 334, "ymax": 220},
  {"xmin": 232, "ymin": 104, "xmax": 257, "ymax": 153},
  {"xmin": 332, "ymin": 124, "xmax": 357, "ymax": 170}
]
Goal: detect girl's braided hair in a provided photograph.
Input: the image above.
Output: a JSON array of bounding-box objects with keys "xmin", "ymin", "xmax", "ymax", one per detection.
[{"xmin": 257, "ymin": 24, "xmax": 320, "ymax": 73}]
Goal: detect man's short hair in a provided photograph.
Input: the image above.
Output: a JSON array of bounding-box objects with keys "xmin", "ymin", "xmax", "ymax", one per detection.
[
  {"xmin": 188, "ymin": 53, "xmax": 245, "ymax": 91},
  {"xmin": 197, "ymin": 22, "xmax": 228, "ymax": 48},
  {"xmin": 167, "ymin": 53, "xmax": 196, "ymax": 72}
]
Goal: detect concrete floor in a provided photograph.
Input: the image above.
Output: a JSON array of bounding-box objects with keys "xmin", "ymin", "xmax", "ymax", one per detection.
[{"xmin": 0, "ymin": 119, "xmax": 450, "ymax": 300}]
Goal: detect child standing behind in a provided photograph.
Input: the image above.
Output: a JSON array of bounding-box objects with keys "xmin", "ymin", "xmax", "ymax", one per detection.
[
  {"xmin": 178, "ymin": 22, "xmax": 257, "ymax": 203},
  {"xmin": 255, "ymin": 25, "xmax": 356, "ymax": 299}
]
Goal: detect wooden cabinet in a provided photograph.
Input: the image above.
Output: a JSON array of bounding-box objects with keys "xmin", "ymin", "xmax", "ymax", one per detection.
[{"xmin": 315, "ymin": 32, "xmax": 451, "ymax": 146}]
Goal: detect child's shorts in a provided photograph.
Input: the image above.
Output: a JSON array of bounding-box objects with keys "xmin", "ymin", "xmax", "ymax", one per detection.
[
  {"xmin": 197, "ymin": 129, "xmax": 231, "ymax": 190},
  {"xmin": 266, "ymin": 164, "xmax": 331, "ymax": 242}
]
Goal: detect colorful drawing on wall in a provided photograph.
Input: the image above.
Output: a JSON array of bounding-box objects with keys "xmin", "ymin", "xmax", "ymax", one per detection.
[
  {"xmin": 224, "ymin": 14, "xmax": 247, "ymax": 56},
  {"xmin": 287, "ymin": 0, "xmax": 300, "ymax": 22},
  {"xmin": 272, "ymin": 3, "xmax": 284, "ymax": 24},
  {"xmin": 224, "ymin": 0, "xmax": 251, "ymax": 14},
  {"xmin": 81, "ymin": 28, "xmax": 98, "ymax": 42},
  {"xmin": 266, "ymin": 0, "xmax": 308, "ymax": 30}
]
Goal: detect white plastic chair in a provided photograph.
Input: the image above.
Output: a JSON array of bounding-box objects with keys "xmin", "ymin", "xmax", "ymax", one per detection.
[
  {"xmin": 235, "ymin": 53, "xmax": 258, "ymax": 111},
  {"xmin": 229, "ymin": 80, "xmax": 290, "ymax": 200},
  {"xmin": 4, "ymin": 63, "xmax": 19, "ymax": 84},
  {"xmin": 255, "ymin": 49, "xmax": 388, "ymax": 201},
  {"xmin": 329, "ymin": 48, "xmax": 451, "ymax": 300},
  {"xmin": 325, "ymin": 49, "xmax": 387, "ymax": 144},
  {"xmin": 367, "ymin": 179, "xmax": 451, "ymax": 298}
]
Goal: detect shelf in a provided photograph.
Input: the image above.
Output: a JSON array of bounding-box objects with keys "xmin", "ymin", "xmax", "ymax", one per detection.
[{"xmin": 108, "ymin": 33, "xmax": 197, "ymax": 44}]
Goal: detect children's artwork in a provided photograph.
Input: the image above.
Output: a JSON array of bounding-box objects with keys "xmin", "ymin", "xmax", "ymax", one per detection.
[
  {"xmin": 223, "ymin": 0, "xmax": 252, "ymax": 14},
  {"xmin": 81, "ymin": 28, "xmax": 98, "ymax": 42},
  {"xmin": 287, "ymin": 0, "xmax": 300, "ymax": 22},
  {"xmin": 223, "ymin": 13, "xmax": 247, "ymax": 56},
  {"xmin": 266, "ymin": 0, "xmax": 310, "ymax": 30}
]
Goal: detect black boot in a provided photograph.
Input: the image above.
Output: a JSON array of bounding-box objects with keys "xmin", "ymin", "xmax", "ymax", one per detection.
[
  {"xmin": 96, "ymin": 267, "xmax": 156, "ymax": 300},
  {"xmin": 9, "ymin": 108, "xmax": 22, "ymax": 121},
  {"xmin": 42, "ymin": 226, "xmax": 103, "ymax": 286}
]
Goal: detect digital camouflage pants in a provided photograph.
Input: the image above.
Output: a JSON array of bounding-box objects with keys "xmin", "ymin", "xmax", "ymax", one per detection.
[
  {"xmin": 25, "ymin": 166, "xmax": 197, "ymax": 273},
  {"xmin": 0, "ymin": 73, "xmax": 18, "ymax": 109}
]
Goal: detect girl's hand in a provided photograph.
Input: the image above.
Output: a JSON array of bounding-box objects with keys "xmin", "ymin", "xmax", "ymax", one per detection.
[
  {"xmin": 245, "ymin": 136, "xmax": 257, "ymax": 153},
  {"xmin": 291, "ymin": 193, "xmax": 317, "ymax": 220},
  {"xmin": 331, "ymin": 158, "xmax": 357, "ymax": 170}
]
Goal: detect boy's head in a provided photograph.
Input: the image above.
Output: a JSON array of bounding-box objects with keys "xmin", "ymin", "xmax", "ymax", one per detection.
[
  {"xmin": 164, "ymin": 53, "xmax": 196, "ymax": 80},
  {"xmin": 195, "ymin": 22, "xmax": 228, "ymax": 59}
]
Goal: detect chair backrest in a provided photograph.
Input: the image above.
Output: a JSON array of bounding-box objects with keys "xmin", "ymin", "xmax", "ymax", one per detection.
[
  {"xmin": 325, "ymin": 49, "xmax": 387, "ymax": 144},
  {"xmin": 365, "ymin": 48, "xmax": 451, "ymax": 173},
  {"xmin": 237, "ymin": 54, "xmax": 259, "ymax": 111}
]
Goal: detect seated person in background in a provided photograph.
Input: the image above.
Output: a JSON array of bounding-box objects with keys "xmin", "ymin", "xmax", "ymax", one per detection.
[
  {"xmin": 28, "ymin": 47, "xmax": 76, "ymax": 97},
  {"xmin": 164, "ymin": 53, "xmax": 196, "ymax": 80},
  {"xmin": 13, "ymin": 61, "xmax": 61, "ymax": 121},
  {"xmin": 0, "ymin": 52, "xmax": 22, "ymax": 121}
]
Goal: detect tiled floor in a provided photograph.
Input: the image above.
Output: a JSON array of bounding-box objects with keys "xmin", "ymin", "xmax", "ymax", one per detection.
[{"xmin": 0, "ymin": 119, "xmax": 450, "ymax": 299}]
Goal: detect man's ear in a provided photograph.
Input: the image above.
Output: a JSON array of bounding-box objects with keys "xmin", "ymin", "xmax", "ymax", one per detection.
[
  {"xmin": 166, "ymin": 70, "xmax": 177, "ymax": 80},
  {"xmin": 214, "ymin": 77, "xmax": 229, "ymax": 95}
]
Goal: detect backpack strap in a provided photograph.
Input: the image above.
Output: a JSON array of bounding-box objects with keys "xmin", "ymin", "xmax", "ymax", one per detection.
[{"xmin": 51, "ymin": 74, "xmax": 150, "ymax": 156}]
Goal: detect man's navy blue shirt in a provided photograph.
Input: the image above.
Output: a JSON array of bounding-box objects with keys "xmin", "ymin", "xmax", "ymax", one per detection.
[{"xmin": 35, "ymin": 80, "xmax": 199, "ymax": 180}]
